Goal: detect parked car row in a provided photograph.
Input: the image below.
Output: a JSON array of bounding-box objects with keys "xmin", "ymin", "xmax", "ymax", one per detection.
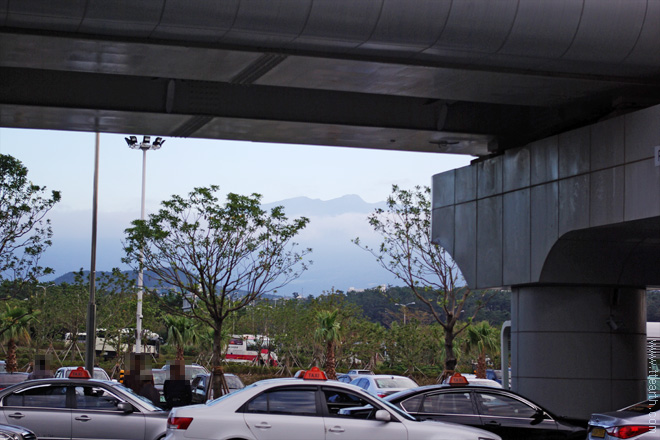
[
  {"xmin": 0, "ymin": 377, "xmax": 168, "ymax": 440},
  {"xmin": 0, "ymin": 365, "xmax": 655, "ymax": 440}
]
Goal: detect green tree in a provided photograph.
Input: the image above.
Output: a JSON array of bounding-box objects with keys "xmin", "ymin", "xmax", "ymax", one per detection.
[
  {"xmin": 315, "ymin": 310, "xmax": 341, "ymax": 380},
  {"xmin": 163, "ymin": 315, "xmax": 201, "ymax": 360},
  {"xmin": 354, "ymin": 185, "xmax": 495, "ymax": 378},
  {"xmin": 123, "ymin": 186, "xmax": 310, "ymax": 395},
  {"xmin": 0, "ymin": 304, "xmax": 36, "ymax": 372},
  {"xmin": 0, "ymin": 154, "xmax": 60, "ymax": 287},
  {"xmin": 464, "ymin": 321, "xmax": 500, "ymax": 378}
]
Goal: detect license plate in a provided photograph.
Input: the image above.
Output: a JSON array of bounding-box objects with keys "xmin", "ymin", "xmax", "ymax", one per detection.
[{"xmin": 591, "ymin": 427, "xmax": 606, "ymax": 438}]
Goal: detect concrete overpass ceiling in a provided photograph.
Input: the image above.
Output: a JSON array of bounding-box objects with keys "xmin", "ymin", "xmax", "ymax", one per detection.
[{"xmin": 2, "ymin": 1, "xmax": 660, "ymax": 156}]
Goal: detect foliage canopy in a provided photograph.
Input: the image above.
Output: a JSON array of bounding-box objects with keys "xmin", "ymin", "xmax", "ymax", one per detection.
[{"xmin": 0, "ymin": 154, "xmax": 61, "ymax": 284}]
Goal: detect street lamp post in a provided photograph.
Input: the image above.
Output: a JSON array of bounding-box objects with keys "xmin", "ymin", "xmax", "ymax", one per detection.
[
  {"xmin": 126, "ymin": 135, "xmax": 164, "ymax": 353},
  {"xmin": 394, "ymin": 301, "xmax": 415, "ymax": 325}
]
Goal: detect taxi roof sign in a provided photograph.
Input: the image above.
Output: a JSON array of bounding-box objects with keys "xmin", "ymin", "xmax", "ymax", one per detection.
[
  {"xmin": 302, "ymin": 367, "xmax": 327, "ymax": 380},
  {"xmin": 69, "ymin": 367, "xmax": 91, "ymax": 379},
  {"xmin": 447, "ymin": 372, "xmax": 469, "ymax": 386}
]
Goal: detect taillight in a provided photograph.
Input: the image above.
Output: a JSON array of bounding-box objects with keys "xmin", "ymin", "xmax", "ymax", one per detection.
[
  {"xmin": 606, "ymin": 425, "xmax": 655, "ymax": 438},
  {"xmin": 377, "ymin": 393, "xmax": 387, "ymax": 398},
  {"xmin": 167, "ymin": 416, "xmax": 193, "ymax": 430}
]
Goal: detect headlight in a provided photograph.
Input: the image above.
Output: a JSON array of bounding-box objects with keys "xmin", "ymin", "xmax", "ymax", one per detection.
[{"xmin": 0, "ymin": 432, "xmax": 19, "ymax": 440}]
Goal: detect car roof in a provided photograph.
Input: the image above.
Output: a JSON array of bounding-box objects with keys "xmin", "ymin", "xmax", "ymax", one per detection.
[
  {"xmin": 251, "ymin": 377, "xmax": 364, "ymax": 389},
  {"xmin": 385, "ymin": 384, "xmax": 555, "ymax": 412},
  {"xmin": 359, "ymin": 374, "xmax": 413, "ymax": 380}
]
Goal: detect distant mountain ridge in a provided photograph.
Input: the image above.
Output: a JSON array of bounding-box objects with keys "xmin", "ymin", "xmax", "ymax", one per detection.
[
  {"xmin": 52, "ymin": 270, "xmax": 162, "ymax": 288},
  {"xmin": 263, "ymin": 194, "xmax": 386, "ymax": 217},
  {"xmin": 47, "ymin": 194, "xmax": 398, "ymax": 296}
]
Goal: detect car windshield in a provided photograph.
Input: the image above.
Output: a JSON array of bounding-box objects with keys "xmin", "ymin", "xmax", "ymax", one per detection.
[
  {"xmin": 153, "ymin": 369, "xmax": 167, "ymax": 386},
  {"xmin": 375, "ymin": 377, "xmax": 417, "ymax": 389},
  {"xmin": 207, "ymin": 385, "xmax": 251, "ymax": 406},
  {"xmin": 109, "ymin": 383, "xmax": 164, "ymax": 412}
]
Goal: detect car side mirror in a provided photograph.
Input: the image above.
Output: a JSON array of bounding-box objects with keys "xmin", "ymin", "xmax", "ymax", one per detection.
[
  {"xmin": 375, "ymin": 410, "xmax": 391, "ymax": 422},
  {"xmin": 531, "ymin": 408, "xmax": 545, "ymax": 425},
  {"xmin": 117, "ymin": 402, "xmax": 133, "ymax": 413}
]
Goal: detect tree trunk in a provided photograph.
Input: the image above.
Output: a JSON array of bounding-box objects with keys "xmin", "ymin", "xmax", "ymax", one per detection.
[
  {"xmin": 6, "ymin": 339, "xmax": 17, "ymax": 373},
  {"xmin": 443, "ymin": 327, "xmax": 457, "ymax": 372},
  {"xmin": 211, "ymin": 323, "xmax": 228, "ymax": 397},
  {"xmin": 475, "ymin": 352, "xmax": 487, "ymax": 378},
  {"xmin": 325, "ymin": 342, "xmax": 337, "ymax": 380}
]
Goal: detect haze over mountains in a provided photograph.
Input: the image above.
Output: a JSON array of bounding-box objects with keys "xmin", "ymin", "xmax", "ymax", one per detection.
[{"xmin": 49, "ymin": 195, "xmax": 400, "ymax": 296}]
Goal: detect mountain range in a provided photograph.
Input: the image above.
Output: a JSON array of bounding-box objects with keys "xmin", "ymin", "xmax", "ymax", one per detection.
[{"xmin": 47, "ymin": 195, "xmax": 399, "ymax": 296}]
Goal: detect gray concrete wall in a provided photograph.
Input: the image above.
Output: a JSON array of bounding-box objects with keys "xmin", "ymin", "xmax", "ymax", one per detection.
[
  {"xmin": 432, "ymin": 104, "xmax": 660, "ymax": 290},
  {"xmin": 512, "ymin": 286, "xmax": 647, "ymax": 419}
]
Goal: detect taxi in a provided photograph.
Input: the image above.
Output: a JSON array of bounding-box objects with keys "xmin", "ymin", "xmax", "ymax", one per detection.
[{"xmin": 165, "ymin": 367, "xmax": 501, "ymax": 440}]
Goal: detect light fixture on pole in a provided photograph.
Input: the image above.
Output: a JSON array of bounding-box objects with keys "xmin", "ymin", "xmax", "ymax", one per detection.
[
  {"xmin": 126, "ymin": 135, "xmax": 164, "ymax": 353},
  {"xmin": 394, "ymin": 301, "xmax": 415, "ymax": 325}
]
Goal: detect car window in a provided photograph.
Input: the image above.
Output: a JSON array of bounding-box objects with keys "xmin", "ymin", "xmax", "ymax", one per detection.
[
  {"xmin": 353, "ymin": 379, "xmax": 366, "ymax": 389},
  {"xmin": 399, "ymin": 394, "xmax": 424, "ymax": 412},
  {"xmin": 323, "ymin": 388, "xmax": 374, "ymax": 418},
  {"xmin": 75, "ymin": 385, "xmax": 121, "ymax": 410},
  {"xmin": 4, "ymin": 384, "xmax": 68, "ymax": 408},
  {"xmin": 245, "ymin": 389, "xmax": 317, "ymax": 416},
  {"xmin": 476, "ymin": 392, "xmax": 537, "ymax": 418},
  {"xmin": 419, "ymin": 392, "xmax": 475, "ymax": 414}
]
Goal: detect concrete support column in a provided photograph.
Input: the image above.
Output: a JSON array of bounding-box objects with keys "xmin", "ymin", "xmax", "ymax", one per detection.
[{"xmin": 511, "ymin": 285, "xmax": 647, "ymax": 419}]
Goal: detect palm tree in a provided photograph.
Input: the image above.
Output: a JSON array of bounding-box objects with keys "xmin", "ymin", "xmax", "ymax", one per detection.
[
  {"xmin": 464, "ymin": 321, "xmax": 500, "ymax": 379},
  {"xmin": 0, "ymin": 304, "xmax": 36, "ymax": 372},
  {"xmin": 163, "ymin": 315, "xmax": 201, "ymax": 360},
  {"xmin": 315, "ymin": 310, "xmax": 341, "ymax": 380}
]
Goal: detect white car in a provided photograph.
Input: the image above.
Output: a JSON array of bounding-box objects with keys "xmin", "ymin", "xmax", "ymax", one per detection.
[
  {"xmin": 54, "ymin": 366, "xmax": 111, "ymax": 381},
  {"xmin": 165, "ymin": 368, "xmax": 501, "ymax": 440}
]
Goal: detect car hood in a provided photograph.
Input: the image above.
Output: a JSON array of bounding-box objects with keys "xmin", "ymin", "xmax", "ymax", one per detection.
[
  {"xmin": 416, "ymin": 419, "xmax": 502, "ymax": 440},
  {"xmin": 0, "ymin": 424, "xmax": 34, "ymax": 436}
]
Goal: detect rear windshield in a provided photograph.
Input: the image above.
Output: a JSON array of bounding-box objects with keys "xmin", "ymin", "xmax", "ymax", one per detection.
[
  {"xmin": 0, "ymin": 373, "xmax": 28, "ymax": 384},
  {"xmin": 622, "ymin": 400, "xmax": 660, "ymax": 414},
  {"xmin": 375, "ymin": 377, "xmax": 417, "ymax": 389}
]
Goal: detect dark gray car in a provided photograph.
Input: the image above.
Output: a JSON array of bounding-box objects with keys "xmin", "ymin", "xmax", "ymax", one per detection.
[{"xmin": 0, "ymin": 378, "xmax": 167, "ymax": 440}]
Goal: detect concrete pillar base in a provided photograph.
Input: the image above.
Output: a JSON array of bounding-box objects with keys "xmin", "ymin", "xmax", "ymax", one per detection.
[{"xmin": 511, "ymin": 285, "xmax": 647, "ymax": 420}]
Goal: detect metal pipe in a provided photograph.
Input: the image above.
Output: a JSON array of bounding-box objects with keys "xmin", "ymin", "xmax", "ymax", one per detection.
[{"xmin": 85, "ymin": 132, "xmax": 100, "ymax": 376}]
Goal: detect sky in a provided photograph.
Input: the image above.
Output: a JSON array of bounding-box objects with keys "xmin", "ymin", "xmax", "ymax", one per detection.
[{"xmin": 0, "ymin": 127, "xmax": 472, "ymax": 288}]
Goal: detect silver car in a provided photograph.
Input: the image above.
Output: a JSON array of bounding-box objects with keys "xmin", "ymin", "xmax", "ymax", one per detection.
[
  {"xmin": 588, "ymin": 399, "xmax": 659, "ymax": 439},
  {"xmin": 0, "ymin": 378, "xmax": 167, "ymax": 440}
]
